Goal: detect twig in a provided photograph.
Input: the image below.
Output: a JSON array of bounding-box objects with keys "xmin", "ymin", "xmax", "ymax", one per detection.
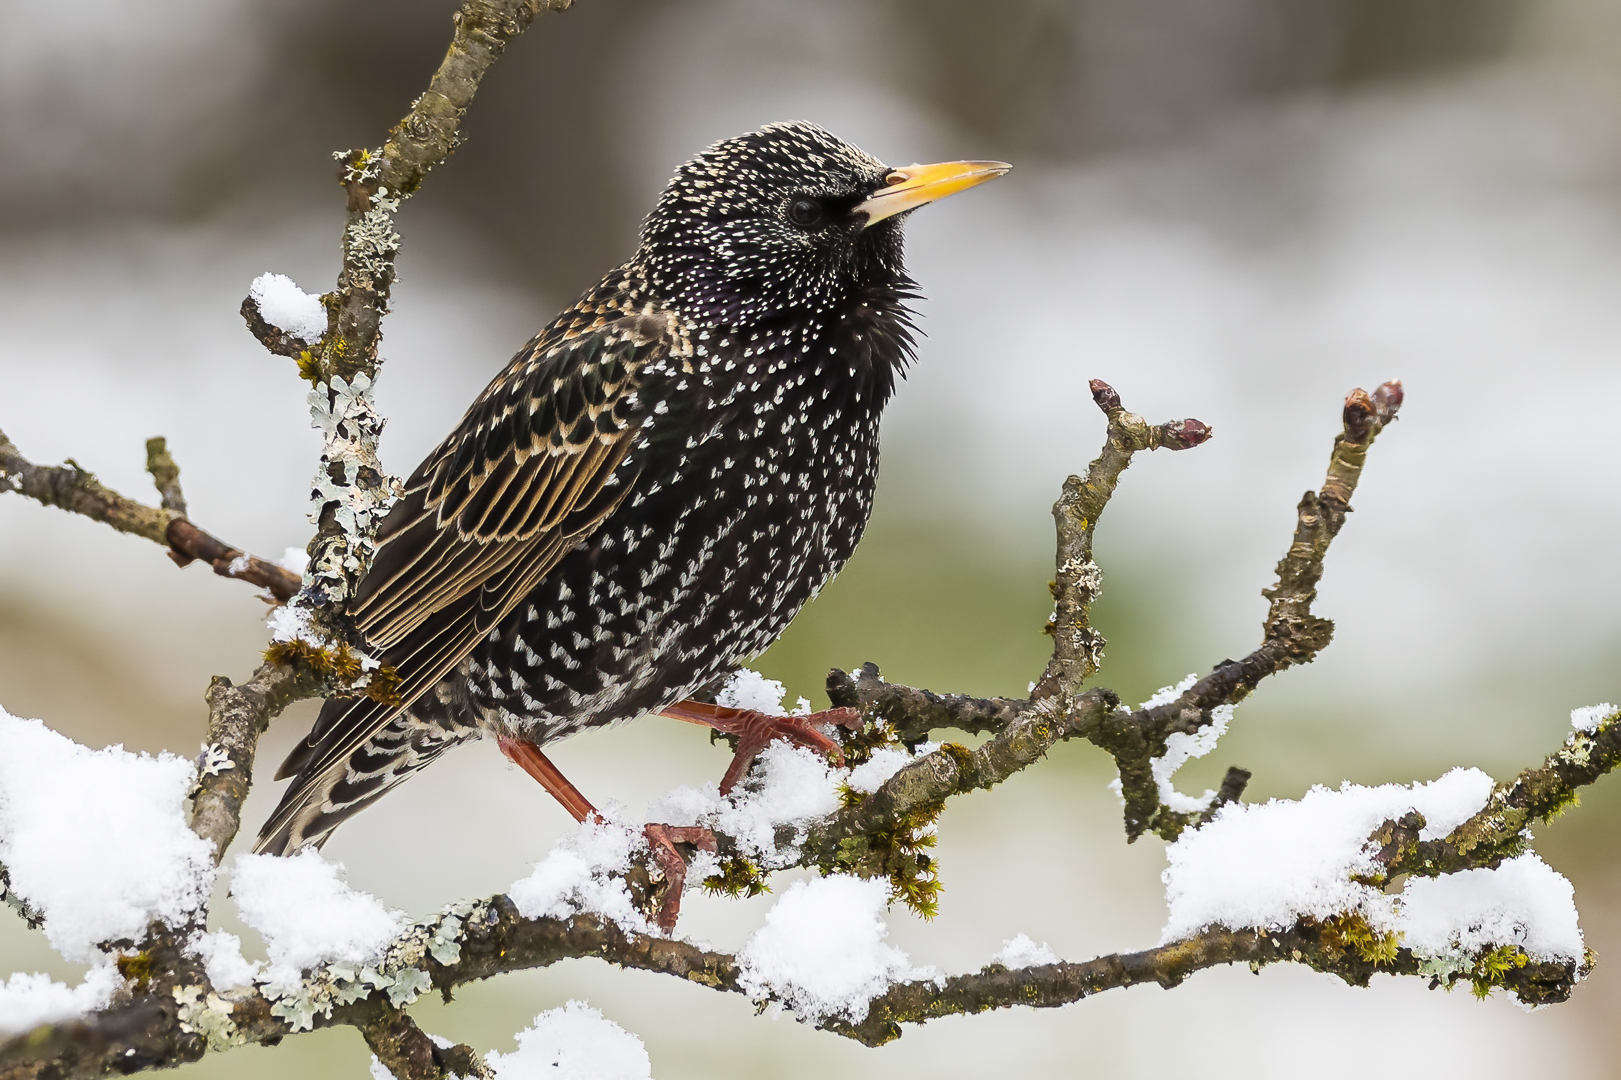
[
  {"xmin": 0, "ymin": 427, "xmax": 303, "ymax": 602},
  {"xmin": 143, "ymin": 438, "xmax": 187, "ymax": 517},
  {"xmin": 826, "ymin": 663, "xmax": 1024, "ymax": 743},
  {"xmin": 1379, "ymin": 704, "xmax": 1621, "ymax": 879},
  {"xmin": 357, "ymin": 1006, "xmax": 491, "ymax": 1080},
  {"xmin": 1122, "ymin": 381, "xmax": 1403, "ymax": 841},
  {"xmin": 1031, "ymin": 379, "xmax": 1213, "ymax": 702},
  {"xmin": 164, "ymin": 520, "xmax": 301, "ymax": 602},
  {"xmin": 1, "ymin": 426, "xmax": 171, "ymax": 544},
  {"xmin": 277, "ymin": 0, "xmax": 575, "ymax": 616},
  {"xmin": 190, "ymin": 664, "xmax": 326, "ymax": 863}
]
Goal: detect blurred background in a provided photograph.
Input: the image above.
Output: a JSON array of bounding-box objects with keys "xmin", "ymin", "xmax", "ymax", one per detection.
[{"xmin": 3, "ymin": 0, "xmax": 1620, "ymax": 1075}]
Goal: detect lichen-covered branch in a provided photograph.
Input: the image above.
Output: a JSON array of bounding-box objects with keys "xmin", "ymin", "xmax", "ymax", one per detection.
[
  {"xmin": 1377, "ymin": 704, "xmax": 1621, "ymax": 880},
  {"xmin": 265, "ymin": 0, "xmax": 574, "ymax": 617},
  {"xmin": 828, "ymin": 911, "xmax": 1581, "ymax": 1047},
  {"xmin": 9, "ymin": 696, "xmax": 1609, "ymax": 1075}
]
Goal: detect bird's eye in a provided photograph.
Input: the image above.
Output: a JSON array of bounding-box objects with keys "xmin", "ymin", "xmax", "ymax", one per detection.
[{"xmin": 787, "ymin": 197, "xmax": 825, "ymax": 228}]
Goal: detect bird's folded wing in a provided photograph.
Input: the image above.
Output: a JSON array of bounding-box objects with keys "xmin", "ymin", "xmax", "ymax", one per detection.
[{"xmin": 269, "ymin": 312, "xmax": 673, "ymax": 792}]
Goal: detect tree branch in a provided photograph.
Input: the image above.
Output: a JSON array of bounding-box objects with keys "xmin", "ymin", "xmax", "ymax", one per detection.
[
  {"xmin": 0, "ymin": 426, "xmax": 303, "ymax": 601},
  {"xmin": 1033, "ymin": 379, "xmax": 1213, "ymax": 702},
  {"xmin": 190, "ymin": 663, "xmax": 325, "ymax": 863}
]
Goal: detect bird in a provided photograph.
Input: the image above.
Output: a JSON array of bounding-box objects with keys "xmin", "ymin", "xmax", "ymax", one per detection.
[{"xmin": 255, "ymin": 121, "xmax": 1008, "ymax": 923}]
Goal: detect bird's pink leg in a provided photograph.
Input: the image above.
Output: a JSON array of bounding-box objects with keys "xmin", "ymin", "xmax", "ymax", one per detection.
[
  {"xmin": 496, "ymin": 736, "xmax": 713, "ymax": 930},
  {"xmin": 657, "ymin": 700, "xmax": 864, "ymax": 793}
]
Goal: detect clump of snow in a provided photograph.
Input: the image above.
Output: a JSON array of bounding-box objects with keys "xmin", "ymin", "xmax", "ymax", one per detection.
[
  {"xmin": 1570, "ymin": 703, "xmax": 1616, "ymax": 734},
  {"xmin": 265, "ymin": 602, "xmax": 318, "ymax": 644},
  {"xmin": 191, "ymin": 929, "xmax": 261, "ymax": 990},
  {"xmin": 1141, "ymin": 673, "xmax": 1199, "ymax": 711},
  {"xmin": 231, "ymin": 849, "xmax": 405, "ymax": 987},
  {"xmin": 0, "ymin": 963, "xmax": 121, "ymax": 1037},
  {"xmin": 845, "ymin": 744, "xmax": 930, "ymax": 795},
  {"xmin": 716, "ymin": 668, "xmax": 809, "ymax": 716},
  {"xmin": 1106, "ymin": 677, "xmax": 1234, "ymax": 812},
  {"xmin": 646, "ymin": 733, "xmax": 938, "ymax": 874},
  {"xmin": 1153, "ymin": 704, "xmax": 1234, "ymax": 814},
  {"xmin": 738, "ymin": 875, "xmax": 923, "ymax": 1022},
  {"xmin": 507, "ymin": 816, "xmax": 647, "ymax": 932},
  {"xmin": 1162, "ymin": 767, "xmax": 1494, "ymax": 942},
  {"xmin": 647, "ymin": 741, "xmax": 843, "ymax": 867},
  {"xmin": 0, "ymin": 709, "xmax": 215, "ymax": 962},
  {"xmin": 248, "ymin": 272, "xmax": 327, "ymax": 344},
  {"xmin": 1398, "ymin": 853, "xmax": 1584, "ymax": 966},
  {"xmin": 484, "ymin": 1001, "xmax": 652, "ymax": 1080},
  {"xmin": 992, "ymin": 933, "xmax": 1060, "ymax": 969},
  {"xmin": 280, "ymin": 547, "xmax": 311, "ymax": 575}
]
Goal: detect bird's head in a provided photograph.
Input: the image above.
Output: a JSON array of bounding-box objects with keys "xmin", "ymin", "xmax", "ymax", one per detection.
[{"xmin": 638, "ymin": 120, "xmax": 1008, "ymax": 329}]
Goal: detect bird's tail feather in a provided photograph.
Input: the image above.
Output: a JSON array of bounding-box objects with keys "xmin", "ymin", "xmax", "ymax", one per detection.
[{"xmin": 254, "ymin": 697, "xmax": 477, "ymax": 856}]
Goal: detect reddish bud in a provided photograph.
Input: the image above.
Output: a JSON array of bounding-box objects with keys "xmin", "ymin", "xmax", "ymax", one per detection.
[
  {"xmin": 1371, "ymin": 380, "xmax": 1404, "ymax": 424},
  {"xmin": 1343, "ymin": 388, "xmax": 1375, "ymax": 442},
  {"xmin": 1158, "ymin": 418, "xmax": 1213, "ymax": 450},
  {"xmin": 1089, "ymin": 379, "xmax": 1122, "ymax": 413}
]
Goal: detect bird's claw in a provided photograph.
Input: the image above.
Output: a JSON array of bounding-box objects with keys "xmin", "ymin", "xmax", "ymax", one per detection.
[
  {"xmin": 716, "ymin": 707, "xmax": 863, "ymax": 793},
  {"xmin": 643, "ymin": 823, "xmax": 717, "ymax": 930}
]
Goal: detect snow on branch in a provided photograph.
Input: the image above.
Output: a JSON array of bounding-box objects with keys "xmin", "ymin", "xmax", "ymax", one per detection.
[
  {"xmin": 2, "ymin": 0, "xmax": 1618, "ymax": 1072},
  {"xmin": 6, "ymin": 376, "xmax": 1619, "ymax": 1078}
]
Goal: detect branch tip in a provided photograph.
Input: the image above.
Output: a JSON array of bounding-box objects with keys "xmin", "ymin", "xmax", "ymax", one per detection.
[{"xmin": 1088, "ymin": 379, "xmax": 1122, "ymax": 414}]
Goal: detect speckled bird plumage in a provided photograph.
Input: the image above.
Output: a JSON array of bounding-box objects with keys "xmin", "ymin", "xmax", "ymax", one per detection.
[{"xmin": 256, "ymin": 122, "xmax": 944, "ymax": 854}]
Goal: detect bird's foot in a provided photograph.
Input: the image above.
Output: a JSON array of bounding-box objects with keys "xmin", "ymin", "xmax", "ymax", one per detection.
[
  {"xmin": 642, "ymin": 823, "xmax": 717, "ymax": 931},
  {"xmin": 658, "ymin": 700, "xmax": 864, "ymax": 793}
]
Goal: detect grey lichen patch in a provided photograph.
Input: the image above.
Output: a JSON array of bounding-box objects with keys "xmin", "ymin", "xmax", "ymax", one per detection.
[
  {"xmin": 304, "ymin": 373, "xmax": 402, "ymax": 606},
  {"xmin": 261, "ymin": 900, "xmax": 495, "ymax": 1033},
  {"xmin": 173, "ymin": 985, "xmax": 247, "ymax": 1053}
]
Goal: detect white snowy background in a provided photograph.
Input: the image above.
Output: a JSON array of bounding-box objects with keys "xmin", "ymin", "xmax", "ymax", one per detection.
[{"xmin": 3, "ymin": 0, "xmax": 1621, "ymax": 1076}]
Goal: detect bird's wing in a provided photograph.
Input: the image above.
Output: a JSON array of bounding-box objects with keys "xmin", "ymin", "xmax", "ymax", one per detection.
[
  {"xmin": 354, "ymin": 310, "xmax": 673, "ymax": 648},
  {"xmin": 257, "ymin": 312, "xmax": 676, "ymax": 850}
]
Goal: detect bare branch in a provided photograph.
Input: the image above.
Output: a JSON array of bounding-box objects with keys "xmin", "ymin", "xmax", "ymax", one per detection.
[
  {"xmin": 190, "ymin": 664, "xmax": 325, "ymax": 863},
  {"xmin": 1032, "ymin": 379, "xmax": 1214, "ymax": 702},
  {"xmin": 164, "ymin": 520, "xmax": 301, "ymax": 602},
  {"xmin": 1135, "ymin": 381, "xmax": 1404, "ymax": 737},
  {"xmin": 357, "ymin": 1006, "xmax": 492, "ymax": 1080},
  {"xmin": 143, "ymin": 438, "xmax": 187, "ymax": 517},
  {"xmin": 826, "ymin": 663, "xmax": 1024, "ymax": 743},
  {"xmin": 1, "ymin": 426, "xmax": 171, "ymax": 544},
  {"xmin": 0, "ymin": 426, "xmax": 303, "ymax": 602}
]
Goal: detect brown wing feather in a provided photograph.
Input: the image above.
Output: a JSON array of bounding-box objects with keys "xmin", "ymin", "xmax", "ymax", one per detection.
[{"xmin": 259, "ymin": 311, "xmax": 677, "ymax": 851}]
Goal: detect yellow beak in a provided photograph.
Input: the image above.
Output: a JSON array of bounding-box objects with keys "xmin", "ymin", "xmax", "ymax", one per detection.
[{"xmin": 855, "ymin": 160, "xmax": 1011, "ymax": 226}]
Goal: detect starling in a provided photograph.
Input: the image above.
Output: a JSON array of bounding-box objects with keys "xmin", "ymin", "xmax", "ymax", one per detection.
[{"xmin": 256, "ymin": 121, "xmax": 1007, "ymax": 918}]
